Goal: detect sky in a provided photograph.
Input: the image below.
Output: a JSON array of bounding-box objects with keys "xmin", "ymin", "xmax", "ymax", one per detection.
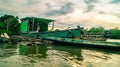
[{"xmin": 0, "ymin": 0, "xmax": 120, "ymax": 29}]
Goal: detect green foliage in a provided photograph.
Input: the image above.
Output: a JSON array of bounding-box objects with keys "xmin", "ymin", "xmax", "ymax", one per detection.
[
  {"xmin": 0, "ymin": 21, "xmax": 5, "ymax": 34},
  {"xmin": 82, "ymin": 29, "xmax": 88, "ymax": 34},
  {"xmin": 8, "ymin": 18, "xmax": 20, "ymax": 34},
  {"xmin": 88, "ymin": 26, "xmax": 104, "ymax": 33},
  {"xmin": 84, "ymin": 27, "xmax": 120, "ymax": 39},
  {"xmin": 109, "ymin": 29, "xmax": 120, "ymax": 39},
  {"xmin": 0, "ymin": 15, "xmax": 20, "ymax": 35},
  {"xmin": 0, "ymin": 21, "xmax": 5, "ymax": 29}
]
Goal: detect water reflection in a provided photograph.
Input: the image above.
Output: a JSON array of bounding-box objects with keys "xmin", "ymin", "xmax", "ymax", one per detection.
[
  {"xmin": 52, "ymin": 45, "xmax": 83, "ymax": 60},
  {"xmin": 0, "ymin": 43, "xmax": 120, "ymax": 67},
  {"xmin": 50, "ymin": 45, "xmax": 84, "ymax": 67},
  {"xmin": 19, "ymin": 44, "xmax": 47, "ymax": 58},
  {"xmin": 0, "ymin": 43, "xmax": 17, "ymax": 58}
]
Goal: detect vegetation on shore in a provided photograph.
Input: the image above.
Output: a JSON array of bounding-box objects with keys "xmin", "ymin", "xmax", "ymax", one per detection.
[
  {"xmin": 83, "ymin": 27, "xmax": 120, "ymax": 39},
  {"xmin": 0, "ymin": 14, "xmax": 20, "ymax": 35}
]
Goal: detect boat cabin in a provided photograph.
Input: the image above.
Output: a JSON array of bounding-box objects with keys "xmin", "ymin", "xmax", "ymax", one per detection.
[
  {"xmin": 20, "ymin": 17, "xmax": 82, "ymax": 38},
  {"xmin": 20, "ymin": 17, "xmax": 54, "ymax": 33}
]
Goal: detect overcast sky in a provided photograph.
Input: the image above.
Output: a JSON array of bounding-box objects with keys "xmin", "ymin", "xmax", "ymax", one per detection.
[{"xmin": 0, "ymin": 0, "xmax": 120, "ymax": 29}]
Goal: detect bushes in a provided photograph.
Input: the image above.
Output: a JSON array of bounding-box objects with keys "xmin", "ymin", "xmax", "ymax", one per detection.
[
  {"xmin": 83, "ymin": 27, "xmax": 120, "ymax": 39},
  {"xmin": 109, "ymin": 29, "xmax": 120, "ymax": 39}
]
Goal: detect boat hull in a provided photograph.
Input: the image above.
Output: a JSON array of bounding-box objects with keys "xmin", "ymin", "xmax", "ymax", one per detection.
[
  {"xmin": 21, "ymin": 28, "xmax": 81, "ymax": 38},
  {"xmin": 43, "ymin": 37, "xmax": 120, "ymax": 50}
]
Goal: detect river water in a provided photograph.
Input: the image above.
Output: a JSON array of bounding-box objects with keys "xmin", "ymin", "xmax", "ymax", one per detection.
[{"xmin": 0, "ymin": 43, "xmax": 120, "ymax": 67}]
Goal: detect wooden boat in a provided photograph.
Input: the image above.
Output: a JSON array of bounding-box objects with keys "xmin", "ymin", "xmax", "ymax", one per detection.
[{"xmin": 42, "ymin": 37, "xmax": 120, "ymax": 50}]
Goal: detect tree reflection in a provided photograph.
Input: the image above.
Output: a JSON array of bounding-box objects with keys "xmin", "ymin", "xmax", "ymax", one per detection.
[{"xmin": 19, "ymin": 44, "xmax": 47, "ymax": 58}]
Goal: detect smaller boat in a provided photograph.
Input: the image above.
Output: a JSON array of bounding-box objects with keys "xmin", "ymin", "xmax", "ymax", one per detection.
[{"xmin": 42, "ymin": 37, "xmax": 120, "ymax": 50}]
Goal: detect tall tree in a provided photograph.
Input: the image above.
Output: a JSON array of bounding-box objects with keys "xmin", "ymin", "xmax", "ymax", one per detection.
[{"xmin": 0, "ymin": 15, "xmax": 20, "ymax": 35}]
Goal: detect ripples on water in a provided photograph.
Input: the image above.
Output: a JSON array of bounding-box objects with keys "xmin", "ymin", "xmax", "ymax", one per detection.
[{"xmin": 0, "ymin": 43, "xmax": 120, "ymax": 67}]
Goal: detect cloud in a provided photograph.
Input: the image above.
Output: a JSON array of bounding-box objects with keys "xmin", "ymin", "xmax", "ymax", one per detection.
[
  {"xmin": 114, "ymin": 13, "xmax": 120, "ymax": 18},
  {"xmin": 0, "ymin": 0, "xmax": 120, "ymax": 29},
  {"xmin": 26, "ymin": 0, "xmax": 40, "ymax": 5},
  {"xmin": 53, "ymin": 12, "xmax": 120, "ymax": 29},
  {"xmin": 0, "ymin": 8, "xmax": 17, "ymax": 16},
  {"xmin": 0, "ymin": 0, "xmax": 75, "ymax": 17},
  {"xmin": 110, "ymin": 0, "xmax": 120, "ymax": 3},
  {"xmin": 45, "ymin": 2, "xmax": 75, "ymax": 16},
  {"xmin": 83, "ymin": 0, "xmax": 98, "ymax": 12}
]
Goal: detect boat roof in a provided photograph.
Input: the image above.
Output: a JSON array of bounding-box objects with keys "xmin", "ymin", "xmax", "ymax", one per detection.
[{"xmin": 21, "ymin": 17, "xmax": 54, "ymax": 24}]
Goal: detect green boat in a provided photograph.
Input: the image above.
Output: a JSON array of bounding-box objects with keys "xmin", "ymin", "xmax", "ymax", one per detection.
[
  {"xmin": 42, "ymin": 37, "xmax": 120, "ymax": 50},
  {"xmin": 20, "ymin": 17, "xmax": 83, "ymax": 38}
]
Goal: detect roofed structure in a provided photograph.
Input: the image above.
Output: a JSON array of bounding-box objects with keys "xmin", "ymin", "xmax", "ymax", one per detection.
[{"xmin": 20, "ymin": 17, "xmax": 54, "ymax": 33}]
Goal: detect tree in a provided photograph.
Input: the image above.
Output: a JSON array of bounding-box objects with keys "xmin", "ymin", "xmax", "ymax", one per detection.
[
  {"xmin": 109, "ymin": 27, "xmax": 120, "ymax": 39},
  {"xmin": 0, "ymin": 15, "xmax": 20, "ymax": 35},
  {"xmin": 88, "ymin": 26, "xmax": 104, "ymax": 33},
  {"xmin": 0, "ymin": 21, "xmax": 6, "ymax": 34}
]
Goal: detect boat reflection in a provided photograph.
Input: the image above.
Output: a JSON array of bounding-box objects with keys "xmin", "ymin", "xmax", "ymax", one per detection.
[
  {"xmin": 52, "ymin": 44, "xmax": 84, "ymax": 61},
  {"xmin": 19, "ymin": 44, "xmax": 48, "ymax": 58}
]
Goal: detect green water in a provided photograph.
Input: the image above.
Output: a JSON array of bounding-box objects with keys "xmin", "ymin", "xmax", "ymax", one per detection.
[{"xmin": 0, "ymin": 43, "xmax": 120, "ymax": 67}]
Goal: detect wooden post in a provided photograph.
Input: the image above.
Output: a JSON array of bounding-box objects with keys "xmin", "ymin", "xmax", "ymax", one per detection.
[
  {"xmin": 32, "ymin": 18, "xmax": 34, "ymax": 31},
  {"xmin": 51, "ymin": 20, "xmax": 54, "ymax": 30}
]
